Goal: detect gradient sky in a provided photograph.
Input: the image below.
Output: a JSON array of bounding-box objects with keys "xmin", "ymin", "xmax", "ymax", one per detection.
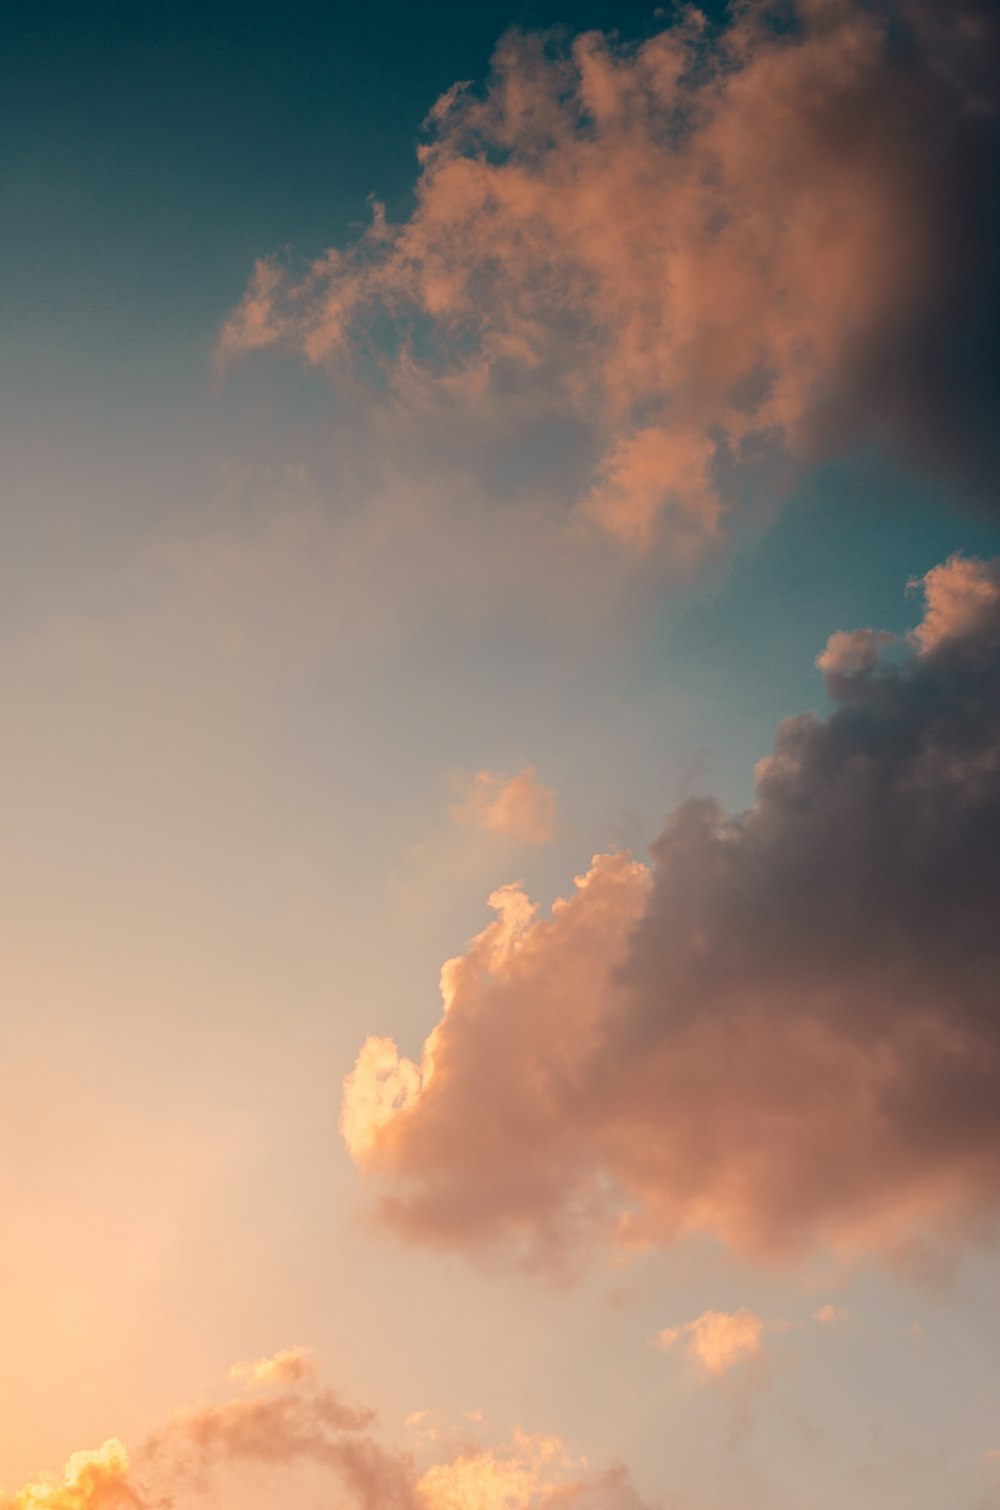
[{"xmin": 4, "ymin": 3, "xmax": 1000, "ymax": 1508}]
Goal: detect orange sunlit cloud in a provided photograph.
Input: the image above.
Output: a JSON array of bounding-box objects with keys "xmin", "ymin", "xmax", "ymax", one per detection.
[
  {"xmin": 2, "ymin": 1353, "xmax": 649, "ymax": 1510},
  {"xmin": 3, "ymin": 1439, "xmax": 135, "ymax": 1510},
  {"xmin": 812, "ymin": 1305, "xmax": 849, "ymax": 1326},
  {"xmin": 653, "ymin": 1303, "xmax": 850, "ymax": 1381},
  {"xmin": 450, "ymin": 766, "xmax": 556, "ymax": 845},
  {"xmin": 655, "ymin": 1309, "xmax": 765, "ymax": 1379},
  {"xmin": 342, "ymin": 557, "xmax": 1000, "ymax": 1272},
  {"xmin": 7, "ymin": 1, "xmax": 1000, "ymax": 1506},
  {"xmin": 222, "ymin": 5, "xmax": 998, "ymax": 559}
]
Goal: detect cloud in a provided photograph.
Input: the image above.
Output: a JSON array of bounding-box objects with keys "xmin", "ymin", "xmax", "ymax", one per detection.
[
  {"xmin": 655, "ymin": 1303, "xmax": 848, "ymax": 1379},
  {"xmin": 3, "ymin": 1439, "xmax": 138, "ymax": 1510},
  {"xmin": 417, "ymin": 1432, "xmax": 577, "ymax": 1509},
  {"xmin": 812, "ymin": 1305, "xmax": 849, "ymax": 1326},
  {"xmin": 341, "ymin": 1033, "xmax": 425, "ymax": 1163},
  {"xmin": 228, "ymin": 1344, "xmax": 317, "ymax": 1387},
  {"xmin": 815, "ymin": 628, "xmax": 896, "ymax": 684},
  {"xmin": 655, "ymin": 1309, "xmax": 764, "ymax": 1378},
  {"xmin": 3, "ymin": 1353, "xmax": 650, "ymax": 1510},
  {"xmin": 450, "ymin": 766, "xmax": 556, "ymax": 844},
  {"xmin": 911, "ymin": 554, "xmax": 1000, "ymax": 653},
  {"xmin": 223, "ymin": 2, "xmax": 999, "ymax": 560},
  {"xmin": 342, "ymin": 556, "xmax": 1000, "ymax": 1272},
  {"xmin": 404, "ymin": 1408, "xmax": 486, "ymax": 1447}
]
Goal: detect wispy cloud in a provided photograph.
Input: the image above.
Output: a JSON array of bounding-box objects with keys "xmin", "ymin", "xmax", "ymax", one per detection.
[
  {"xmin": 450, "ymin": 766, "xmax": 556, "ymax": 844},
  {"xmin": 655, "ymin": 1309, "xmax": 765, "ymax": 1379}
]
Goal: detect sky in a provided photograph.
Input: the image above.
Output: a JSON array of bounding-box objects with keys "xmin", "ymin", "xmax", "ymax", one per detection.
[{"xmin": 2, "ymin": 1, "xmax": 1000, "ymax": 1506}]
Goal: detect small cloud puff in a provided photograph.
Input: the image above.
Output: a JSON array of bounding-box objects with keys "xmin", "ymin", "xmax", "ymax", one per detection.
[
  {"xmin": 812, "ymin": 1305, "xmax": 849, "ymax": 1326},
  {"xmin": 655, "ymin": 1309, "xmax": 764, "ymax": 1378},
  {"xmin": 450, "ymin": 767, "xmax": 556, "ymax": 845},
  {"xmin": 228, "ymin": 1345, "xmax": 316, "ymax": 1386},
  {"xmin": 815, "ymin": 628, "xmax": 896, "ymax": 682}
]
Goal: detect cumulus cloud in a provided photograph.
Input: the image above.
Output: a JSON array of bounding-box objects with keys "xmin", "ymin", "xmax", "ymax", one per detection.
[
  {"xmin": 342, "ymin": 556, "xmax": 1000, "ymax": 1272},
  {"xmin": 340, "ymin": 853, "xmax": 651, "ymax": 1267},
  {"xmin": 815, "ymin": 628, "xmax": 896, "ymax": 684},
  {"xmin": 655, "ymin": 1309, "xmax": 764, "ymax": 1378},
  {"xmin": 450, "ymin": 766, "xmax": 556, "ymax": 844},
  {"xmin": 3, "ymin": 1352, "xmax": 649, "ymax": 1510},
  {"xmin": 222, "ymin": 1, "xmax": 999, "ymax": 559},
  {"xmin": 3, "ymin": 1439, "xmax": 137, "ymax": 1510},
  {"xmin": 911, "ymin": 554, "xmax": 1000, "ymax": 653}
]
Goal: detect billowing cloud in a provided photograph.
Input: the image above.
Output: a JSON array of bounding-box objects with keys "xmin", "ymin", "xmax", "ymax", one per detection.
[
  {"xmin": 3, "ymin": 1439, "xmax": 137, "ymax": 1510},
  {"xmin": 340, "ymin": 854, "xmax": 651, "ymax": 1268},
  {"xmin": 419, "ymin": 1432, "xmax": 606, "ymax": 1510},
  {"xmin": 222, "ymin": 2, "xmax": 999, "ymax": 559},
  {"xmin": 342, "ymin": 556, "xmax": 1000, "ymax": 1272},
  {"xmin": 3, "ymin": 1352, "xmax": 649, "ymax": 1510},
  {"xmin": 655, "ymin": 1309, "xmax": 764, "ymax": 1378},
  {"xmin": 450, "ymin": 766, "xmax": 556, "ymax": 844}
]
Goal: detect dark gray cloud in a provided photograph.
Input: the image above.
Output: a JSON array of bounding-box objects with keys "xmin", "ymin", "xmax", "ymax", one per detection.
[{"xmin": 816, "ymin": 1, "xmax": 1000, "ymax": 512}]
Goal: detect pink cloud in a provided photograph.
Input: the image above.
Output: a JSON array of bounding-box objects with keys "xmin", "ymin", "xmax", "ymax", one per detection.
[
  {"xmin": 221, "ymin": 3, "xmax": 1000, "ymax": 559},
  {"xmin": 910, "ymin": 556, "xmax": 1000, "ymax": 655},
  {"xmin": 4, "ymin": 1353, "xmax": 650, "ymax": 1510},
  {"xmin": 655, "ymin": 1309, "xmax": 764, "ymax": 1379},
  {"xmin": 450, "ymin": 766, "xmax": 556, "ymax": 844},
  {"xmin": 815, "ymin": 628, "xmax": 896, "ymax": 683},
  {"xmin": 341, "ymin": 853, "xmax": 651, "ymax": 1268},
  {"xmin": 342, "ymin": 556, "xmax": 1000, "ymax": 1272},
  {"xmin": 812, "ymin": 1304, "xmax": 849, "ymax": 1326}
]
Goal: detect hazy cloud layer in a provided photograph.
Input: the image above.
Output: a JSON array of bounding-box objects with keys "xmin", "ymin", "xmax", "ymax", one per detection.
[
  {"xmin": 343, "ymin": 557, "xmax": 1000, "ymax": 1271},
  {"xmin": 3, "ymin": 1351, "xmax": 649, "ymax": 1510},
  {"xmin": 224, "ymin": 1, "xmax": 999, "ymax": 560}
]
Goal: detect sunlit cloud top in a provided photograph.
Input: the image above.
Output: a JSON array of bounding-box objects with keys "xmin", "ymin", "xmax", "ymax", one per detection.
[{"xmin": 222, "ymin": 0, "xmax": 1000, "ymax": 563}]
